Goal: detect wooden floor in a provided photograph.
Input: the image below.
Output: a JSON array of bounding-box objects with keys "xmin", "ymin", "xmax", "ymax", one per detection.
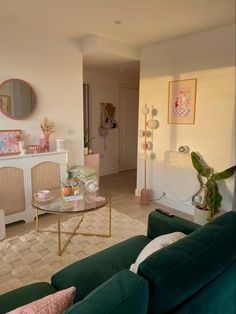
[{"xmin": 5, "ymin": 170, "xmax": 192, "ymax": 238}]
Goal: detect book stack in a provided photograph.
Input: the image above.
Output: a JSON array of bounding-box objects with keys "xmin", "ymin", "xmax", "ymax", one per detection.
[{"xmin": 61, "ymin": 188, "xmax": 84, "ymax": 202}]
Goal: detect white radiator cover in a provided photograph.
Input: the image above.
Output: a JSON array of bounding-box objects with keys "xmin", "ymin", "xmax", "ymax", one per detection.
[
  {"xmin": 164, "ymin": 151, "xmax": 200, "ymax": 202},
  {"xmin": 0, "ymin": 151, "xmax": 68, "ymax": 225}
]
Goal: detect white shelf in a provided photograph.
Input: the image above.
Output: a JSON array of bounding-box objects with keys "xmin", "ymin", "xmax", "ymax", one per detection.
[{"xmin": 0, "ymin": 150, "xmax": 69, "ymax": 160}]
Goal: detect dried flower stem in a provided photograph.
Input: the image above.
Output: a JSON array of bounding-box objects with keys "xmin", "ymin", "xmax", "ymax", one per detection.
[{"xmin": 40, "ymin": 117, "xmax": 55, "ymax": 135}]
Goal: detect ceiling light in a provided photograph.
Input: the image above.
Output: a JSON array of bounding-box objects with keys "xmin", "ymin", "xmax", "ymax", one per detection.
[{"xmin": 114, "ymin": 20, "xmax": 122, "ymax": 24}]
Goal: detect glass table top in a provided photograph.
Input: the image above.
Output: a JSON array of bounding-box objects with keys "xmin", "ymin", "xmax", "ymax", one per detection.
[{"xmin": 32, "ymin": 187, "xmax": 111, "ymax": 214}]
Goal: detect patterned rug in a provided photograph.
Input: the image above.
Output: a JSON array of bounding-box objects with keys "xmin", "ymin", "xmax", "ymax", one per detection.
[{"xmin": 0, "ymin": 208, "xmax": 146, "ymax": 294}]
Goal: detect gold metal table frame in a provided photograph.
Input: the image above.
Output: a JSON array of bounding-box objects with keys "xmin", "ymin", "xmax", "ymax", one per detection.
[{"xmin": 32, "ymin": 188, "xmax": 111, "ymax": 256}]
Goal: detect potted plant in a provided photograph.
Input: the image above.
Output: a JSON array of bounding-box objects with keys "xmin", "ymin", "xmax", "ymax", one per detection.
[
  {"xmin": 61, "ymin": 167, "xmax": 74, "ymax": 196},
  {"xmin": 84, "ymin": 131, "xmax": 95, "ymax": 155},
  {"xmin": 191, "ymin": 151, "xmax": 236, "ymax": 224}
]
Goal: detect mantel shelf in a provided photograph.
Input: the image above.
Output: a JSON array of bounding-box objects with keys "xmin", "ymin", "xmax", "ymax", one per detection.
[{"xmin": 0, "ymin": 150, "xmax": 69, "ymax": 160}]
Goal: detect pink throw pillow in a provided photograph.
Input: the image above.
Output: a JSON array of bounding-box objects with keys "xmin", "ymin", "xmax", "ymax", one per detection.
[{"xmin": 7, "ymin": 286, "xmax": 76, "ymax": 314}]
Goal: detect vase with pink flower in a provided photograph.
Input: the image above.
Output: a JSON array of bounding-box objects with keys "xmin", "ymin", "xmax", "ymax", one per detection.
[{"xmin": 40, "ymin": 117, "xmax": 55, "ymax": 152}]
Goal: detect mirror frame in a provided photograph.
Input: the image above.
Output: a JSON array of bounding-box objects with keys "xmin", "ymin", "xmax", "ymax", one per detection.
[{"xmin": 0, "ymin": 78, "xmax": 38, "ymax": 120}]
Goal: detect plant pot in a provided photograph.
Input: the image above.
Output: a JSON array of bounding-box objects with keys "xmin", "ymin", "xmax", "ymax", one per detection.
[
  {"xmin": 84, "ymin": 147, "xmax": 88, "ymax": 155},
  {"xmin": 194, "ymin": 206, "xmax": 210, "ymax": 225}
]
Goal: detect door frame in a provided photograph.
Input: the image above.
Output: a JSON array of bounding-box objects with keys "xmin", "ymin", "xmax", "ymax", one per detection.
[{"xmin": 118, "ymin": 86, "xmax": 139, "ymax": 172}]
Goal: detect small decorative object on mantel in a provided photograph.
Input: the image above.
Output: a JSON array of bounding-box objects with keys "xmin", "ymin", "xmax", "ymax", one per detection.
[
  {"xmin": 139, "ymin": 104, "xmax": 159, "ymax": 205},
  {"xmin": 27, "ymin": 144, "xmax": 42, "ymax": 154},
  {"xmin": 14, "ymin": 131, "xmax": 30, "ymax": 155},
  {"xmin": 56, "ymin": 138, "xmax": 65, "ymax": 152},
  {"xmin": 40, "ymin": 116, "xmax": 55, "ymax": 152}
]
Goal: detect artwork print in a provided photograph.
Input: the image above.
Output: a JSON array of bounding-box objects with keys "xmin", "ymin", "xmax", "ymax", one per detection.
[
  {"xmin": 0, "ymin": 130, "xmax": 21, "ymax": 156},
  {"xmin": 168, "ymin": 79, "xmax": 197, "ymax": 124},
  {"xmin": 0, "ymin": 95, "xmax": 11, "ymax": 114}
]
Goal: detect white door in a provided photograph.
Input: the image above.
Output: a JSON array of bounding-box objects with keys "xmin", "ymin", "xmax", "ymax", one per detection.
[{"xmin": 118, "ymin": 87, "xmax": 139, "ymax": 171}]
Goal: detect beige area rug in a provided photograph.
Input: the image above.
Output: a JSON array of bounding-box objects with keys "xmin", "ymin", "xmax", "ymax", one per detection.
[{"xmin": 0, "ymin": 208, "xmax": 146, "ymax": 295}]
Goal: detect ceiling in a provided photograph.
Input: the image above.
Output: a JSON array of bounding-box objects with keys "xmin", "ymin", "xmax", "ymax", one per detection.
[{"xmin": 1, "ymin": 0, "xmax": 235, "ymax": 77}]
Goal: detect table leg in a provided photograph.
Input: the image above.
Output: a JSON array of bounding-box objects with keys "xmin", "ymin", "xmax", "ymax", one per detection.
[
  {"xmin": 58, "ymin": 216, "xmax": 61, "ymax": 256},
  {"xmin": 35, "ymin": 207, "xmax": 39, "ymax": 232},
  {"xmin": 108, "ymin": 198, "xmax": 112, "ymax": 236},
  {"xmin": 77, "ymin": 205, "xmax": 111, "ymax": 237}
]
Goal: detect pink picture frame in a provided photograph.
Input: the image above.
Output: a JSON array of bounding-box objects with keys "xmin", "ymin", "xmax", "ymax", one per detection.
[
  {"xmin": 0, "ymin": 129, "xmax": 21, "ymax": 156},
  {"xmin": 168, "ymin": 78, "xmax": 197, "ymax": 124}
]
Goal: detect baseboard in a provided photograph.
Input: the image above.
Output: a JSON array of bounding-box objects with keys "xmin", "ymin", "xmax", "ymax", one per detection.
[
  {"xmin": 136, "ymin": 188, "xmax": 194, "ymax": 215},
  {"xmin": 100, "ymin": 168, "xmax": 119, "ymax": 176}
]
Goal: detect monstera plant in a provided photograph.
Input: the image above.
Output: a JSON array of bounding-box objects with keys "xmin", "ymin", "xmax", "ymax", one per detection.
[{"xmin": 191, "ymin": 151, "xmax": 236, "ymax": 219}]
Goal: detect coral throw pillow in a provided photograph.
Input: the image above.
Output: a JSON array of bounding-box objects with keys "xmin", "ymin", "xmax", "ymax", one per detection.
[
  {"xmin": 130, "ymin": 232, "xmax": 186, "ymax": 273},
  {"xmin": 7, "ymin": 287, "xmax": 76, "ymax": 314}
]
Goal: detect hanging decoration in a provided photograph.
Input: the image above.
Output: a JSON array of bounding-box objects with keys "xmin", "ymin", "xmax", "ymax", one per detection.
[
  {"xmin": 101, "ymin": 103, "xmax": 118, "ymax": 129},
  {"xmin": 139, "ymin": 104, "xmax": 159, "ymax": 205},
  {"xmin": 99, "ymin": 103, "xmax": 118, "ymax": 150}
]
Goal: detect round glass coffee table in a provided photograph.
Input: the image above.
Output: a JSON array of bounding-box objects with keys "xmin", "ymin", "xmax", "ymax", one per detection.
[{"xmin": 32, "ymin": 188, "xmax": 111, "ymax": 256}]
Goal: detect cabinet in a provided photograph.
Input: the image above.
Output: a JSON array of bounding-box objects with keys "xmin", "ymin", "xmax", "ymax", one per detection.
[
  {"xmin": 84, "ymin": 153, "xmax": 100, "ymax": 184},
  {"xmin": 0, "ymin": 151, "xmax": 68, "ymax": 225}
]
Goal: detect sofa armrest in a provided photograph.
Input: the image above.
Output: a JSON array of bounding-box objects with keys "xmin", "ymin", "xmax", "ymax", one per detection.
[
  {"xmin": 0, "ymin": 283, "xmax": 57, "ymax": 314},
  {"xmin": 64, "ymin": 270, "xmax": 149, "ymax": 314},
  {"xmin": 147, "ymin": 210, "xmax": 200, "ymax": 239}
]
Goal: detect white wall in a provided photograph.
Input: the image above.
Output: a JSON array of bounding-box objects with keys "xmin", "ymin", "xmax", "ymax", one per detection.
[
  {"xmin": 138, "ymin": 24, "xmax": 235, "ymax": 214},
  {"xmin": 0, "ymin": 23, "xmax": 84, "ymax": 166},
  {"xmin": 83, "ymin": 70, "xmax": 139, "ymax": 175}
]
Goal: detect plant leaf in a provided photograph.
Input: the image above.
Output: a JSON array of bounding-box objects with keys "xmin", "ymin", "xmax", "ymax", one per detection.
[
  {"xmin": 191, "ymin": 152, "xmax": 212, "ymax": 178},
  {"xmin": 211, "ymin": 165, "xmax": 236, "ymax": 181},
  {"xmin": 206, "ymin": 180, "xmax": 222, "ymax": 217}
]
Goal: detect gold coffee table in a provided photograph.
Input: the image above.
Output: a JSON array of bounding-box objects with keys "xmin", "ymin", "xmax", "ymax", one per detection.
[{"xmin": 32, "ymin": 188, "xmax": 111, "ymax": 256}]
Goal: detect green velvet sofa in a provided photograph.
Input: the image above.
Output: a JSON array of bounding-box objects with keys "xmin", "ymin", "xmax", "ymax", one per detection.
[{"xmin": 0, "ymin": 210, "xmax": 235, "ymax": 314}]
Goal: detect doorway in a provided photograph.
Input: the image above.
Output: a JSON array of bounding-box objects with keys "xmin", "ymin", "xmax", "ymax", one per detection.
[{"xmin": 118, "ymin": 87, "xmax": 139, "ymax": 172}]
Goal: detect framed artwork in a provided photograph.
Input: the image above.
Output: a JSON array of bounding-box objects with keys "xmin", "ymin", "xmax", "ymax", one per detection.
[
  {"xmin": 168, "ymin": 78, "xmax": 197, "ymax": 124},
  {"xmin": 0, "ymin": 130, "xmax": 21, "ymax": 156},
  {"xmin": 0, "ymin": 95, "xmax": 11, "ymax": 114}
]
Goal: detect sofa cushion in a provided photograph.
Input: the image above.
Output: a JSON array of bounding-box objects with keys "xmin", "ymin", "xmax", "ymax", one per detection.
[
  {"xmin": 64, "ymin": 270, "xmax": 149, "ymax": 314},
  {"xmin": 52, "ymin": 235, "xmax": 151, "ymax": 302},
  {"xmin": 7, "ymin": 287, "xmax": 76, "ymax": 314},
  {"xmin": 138, "ymin": 212, "xmax": 236, "ymax": 314},
  {"xmin": 130, "ymin": 232, "xmax": 186, "ymax": 273},
  {"xmin": 174, "ymin": 260, "xmax": 236, "ymax": 314},
  {"xmin": 0, "ymin": 282, "xmax": 57, "ymax": 314}
]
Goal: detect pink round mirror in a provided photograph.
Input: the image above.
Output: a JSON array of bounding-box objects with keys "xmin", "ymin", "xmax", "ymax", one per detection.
[{"xmin": 0, "ymin": 78, "xmax": 37, "ymax": 120}]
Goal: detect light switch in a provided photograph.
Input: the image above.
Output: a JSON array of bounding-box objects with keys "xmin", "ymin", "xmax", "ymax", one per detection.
[{"xmin": 67, "ymin": 128, "xmax": 74, "ymax": 135}]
